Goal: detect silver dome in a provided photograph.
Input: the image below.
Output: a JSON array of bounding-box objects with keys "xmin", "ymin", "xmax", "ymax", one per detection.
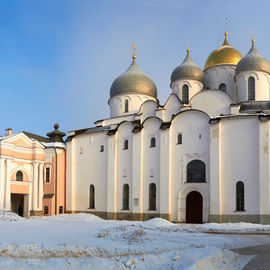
[
  {"xmin": 171, "ymin": 50, "xmax": 204, "ymax": 85},
  {"xmin": 236, "ymin": 41, "xmax": 270, "ymax": 75},
  {"xmin": 110, "ymin": 60, "xmax": 157, "ymax": 99}
]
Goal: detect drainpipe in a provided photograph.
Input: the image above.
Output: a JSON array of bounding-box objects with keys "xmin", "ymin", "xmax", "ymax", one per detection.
[{"xmin": 54, "ymin": 147, "xmax": 58, "ymax": 215}]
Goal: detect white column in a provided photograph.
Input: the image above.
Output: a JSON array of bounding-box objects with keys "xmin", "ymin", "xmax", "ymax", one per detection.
[
  {"xmin": 38, "ymin": 164, "xmax": 44, "ymax": 211},
  {"xmin": 0, "ymin": 158, "xmax": 5, "ymax": 209},
  {"xmin": 4, "ymin": 159, "xmax": 11, "ymax": 210},
  {"xmin": 28, "ymin": 181, "xmax": 32, "ymax": 214},
  {"xmin": 32, "ymin": 162, "xmax": 39, "ymax": 211}
]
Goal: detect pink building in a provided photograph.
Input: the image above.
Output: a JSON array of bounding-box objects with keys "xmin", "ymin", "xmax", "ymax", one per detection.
[{"xmin": 0, "ymin": 124, "xmax": 66, "ymax": 217}]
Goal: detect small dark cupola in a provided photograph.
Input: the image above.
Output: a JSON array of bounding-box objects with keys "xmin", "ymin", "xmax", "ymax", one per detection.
[{"xmin": 47, "ymin": 123, "xmax": 66, "ymax": 143}]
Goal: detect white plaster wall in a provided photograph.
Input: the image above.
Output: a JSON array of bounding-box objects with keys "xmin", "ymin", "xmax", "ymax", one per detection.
[
  {"xmin": 162, "ymin": 94, "xmax": 182, "ymax": 122},
  {"xmin": 259, "ymin": 120, "xmax": 270, "ymax": 215},
  {"xmin": 236, "ymin": 71, "xmax": 270, "ymax": 102},
  {"xmin": 116, "ymin": 122, "xmax": 133, "ymax": 212},
  {"xmin": 101, "ymin": 114, "xmax": 136, "ymax": 127},
  {"xmin": 132, "ymin": 131, "xmax": 142, "ymax": 214},
  {"xmin": 219, "ymin": 117, "xmax": 259, "ymax": 215},
  {"xmin": 141, "ymin": 118, "xmax": 161, "ymax": 213},
  {"xmin": 159, "ymin": 128, "xmax": 170, "ymax": 217},
  {"xmin": 106, "ymin": 133, "xmax": 118, "ymax": 214},
  {"xmin": 204, "ymin": 65, "xmax": 237, "ymax": 102},
  {"xmin": 190, "ymin": 90, "xmax": 232, "ymax": 117},
  {"xmin": 170, "ymin": 111, "xmax": 210, "ymax": 222},
  {"xmin": 109, "ymin": 94, "xmax": 156, "ymax": 118},
  {"xmin": 139, "ymin": 100, "xmax": 158, "ymax": 122},
  {"xmin": 71, "ymin": 132, "xmax": 108, "ymax": 212},
  {"xmin": 171, "ymin": 79, "xmax": 203, "ymax": 103},
  {"xmin": 209, "ymin": 122, "xmax": 221, "ymax": 216},
  {"xmin": 66, "ymin": 138, "xmax": 76, "ymax": 211}
]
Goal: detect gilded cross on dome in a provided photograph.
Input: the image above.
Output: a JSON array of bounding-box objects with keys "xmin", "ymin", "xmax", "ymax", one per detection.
[
  {"xmin": 132, "ymin": 43, "xmax": 136, "ymax": 60},
  {"xmin": 187, "ymin": 40, "xmax": 190, "ymax": 54}
]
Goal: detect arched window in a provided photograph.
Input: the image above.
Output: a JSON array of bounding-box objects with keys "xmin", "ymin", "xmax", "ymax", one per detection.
[
  {"xmin": 187, "ymin": 160, "xmax": 206, "ymax": 183},
  {"xmin": 236, "ymin": 181, "xmax": 244, "ymax": 211},
  {"xmin": 149, "ymin": 183, "xmax": 156, "ymax": 210},
  {"xmin": 248, "ymin": 77, "xmax": 255, "ymax": 100},
  {"xmin": 89, "ymin": 185, "xmax": 95, "ymax": 209},
  {"xmin": 177, "ymin": 133, "xmax": 182, "ymax": 144},
  {"xmin": 124, "ymin": 100, "xmax": 129, "ymax": 112},
  {"xmin": 122, "ymin": 184, "xmax": 129, "ymax": 210},
  {"xmin": 123, "ymin": 139, "xmax": 128, "ymax": 150},
  {"xmin": 219, "ymin": 83, "xmax": 226, "ymax": 92},
  {"xmin": 150, "ymin": 137, "xmax": 156, "ymax": 147},
  {"xmin": 16, "ymin": 171, "xmax": 23, "ymax": 181},
  {"xmin": 182, "ymin": 84, "xmax": 189, "ymax": 104}
]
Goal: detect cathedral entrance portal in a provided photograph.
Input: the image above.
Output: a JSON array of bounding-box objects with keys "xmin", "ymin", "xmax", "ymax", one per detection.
[
  {"xmin": 186, "ymin": 191, "xmax": 203, "ymax": 223},
  {"xmin": 11, "ymin": 194, "xmax": 26, "ymax": 217}
]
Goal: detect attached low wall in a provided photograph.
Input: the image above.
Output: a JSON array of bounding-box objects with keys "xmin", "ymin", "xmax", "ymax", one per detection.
[
  {"xmin": 30, "ymin": 210, "xmax": 43, "ymax": 216},
  {"xmin": 66, "ymin": 211, "xmax": 170, "ymax": 221},
  {"xmin": 209, "ymin": 214, "xmax": 260, "ymax": 223}
]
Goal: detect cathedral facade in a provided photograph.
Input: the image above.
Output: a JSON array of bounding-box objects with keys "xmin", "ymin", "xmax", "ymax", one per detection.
[{"xmin": 1, "ymin": 32, "xmax": 270, "ymax": 223}]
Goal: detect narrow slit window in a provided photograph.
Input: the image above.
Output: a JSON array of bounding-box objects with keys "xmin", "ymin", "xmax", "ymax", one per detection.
[
  {"xmin": 248, "ymin": 77, "xmax": 255, "ymax": 100},
  {"xmin": 45, "ymin": 167, "xmax": 50, "ymax": 183},
  {"xmin": 149, "ymin": 183, "xmax": 156, "ymax": 210},
  {"xmin": 123, "ymin": 139, "xmax": 128, "ymax": 150},
  {"xmin": 123, "ymin": 184, "xmax": 129, "ymax": 210},
  {"xmin": 150, "ymin": 137, "xmax": 156, "ymax": 147},
  {"xmin": 89, "ymin": 184, "xmax": 95, "ymax": 209},
  {"xmin": 177, "ymin": 133, "xmax": 182, "ymax": 144},
  {"xmin": 236, "ymin": 181, "xmax": 245, "ymax": 211},
  {"xmin": 182, "ymin": 84, "xmax": 189, "ymax": 104},
  {"xmin": 124, "ymin": 100, "xmax": 129, "ymax": 112}
]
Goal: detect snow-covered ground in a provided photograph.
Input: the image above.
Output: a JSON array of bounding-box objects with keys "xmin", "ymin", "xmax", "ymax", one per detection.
[{"xmin": 0, "ymin": 211, "xmax": 269, "ymax": 269}]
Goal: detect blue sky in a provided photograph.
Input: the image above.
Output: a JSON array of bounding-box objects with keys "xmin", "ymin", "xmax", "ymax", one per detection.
[{"xmin": 0, "ymin": 0, "xmax": 270, "ymax": 136}]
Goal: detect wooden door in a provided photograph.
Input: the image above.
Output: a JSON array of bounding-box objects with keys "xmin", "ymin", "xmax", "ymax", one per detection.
[{"xmin": 186, "ymin": 191, "xmax": 203, "ymax": 223}]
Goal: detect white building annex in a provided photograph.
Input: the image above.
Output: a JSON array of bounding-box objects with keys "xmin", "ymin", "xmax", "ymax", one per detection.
[{"xmin": 66, "ymin": 32, "xmax": 270, "ymax": 224}]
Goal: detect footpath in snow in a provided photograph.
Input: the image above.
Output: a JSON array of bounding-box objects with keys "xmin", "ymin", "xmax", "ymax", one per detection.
[{"xmin": 0, "ymin": 211, "xmax": 268, "ymax": 269}]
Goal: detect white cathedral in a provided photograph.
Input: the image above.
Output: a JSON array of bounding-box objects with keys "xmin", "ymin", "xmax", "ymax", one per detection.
[{"xmin": 65, "ymin": 32, "xmax": 270, "ymax": 224}]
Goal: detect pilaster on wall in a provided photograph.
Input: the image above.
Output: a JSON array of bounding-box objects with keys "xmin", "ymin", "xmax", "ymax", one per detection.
[
  {"xmin": 107, "ymin": 134, "xmax": 118, "ymax": 218},
  {"xmin": 259, "ymin": 121, "xmax": 270, "ymax": 215},
  {"xmin": 132, "ymin": 132, "xmax": 142, "ymax": 216},
  {"xmin": 38, "ymin": 164, "xmax": 44, "ymax": 210},
  {"xmin": 66, "ymin": 138, "xmax": 76, "ymax": 211},
  {"xmin": 209, "ymin": 121, "xmax": 222, "ymax": 221},
  {"xmin": 32, "ymin": 162, "xmax": 39, "ymax": 211},
  {"xmin": 159, "ymin": 129, "xmax": 171, "ymax": 219},
  {"xmin": 4, "ymin": 159, "xmax": 11, "ymax": 210}
]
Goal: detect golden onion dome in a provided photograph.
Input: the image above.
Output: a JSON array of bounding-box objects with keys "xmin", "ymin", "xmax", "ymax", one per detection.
[{"xmin": 204, "ymin": 32, "xmax": 243, "ymax": 70}]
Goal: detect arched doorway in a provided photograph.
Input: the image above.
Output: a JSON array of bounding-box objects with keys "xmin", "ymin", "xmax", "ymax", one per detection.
[{"xmin": 186, "ymin": 191, "xmax": 203, "ymax": 223}]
